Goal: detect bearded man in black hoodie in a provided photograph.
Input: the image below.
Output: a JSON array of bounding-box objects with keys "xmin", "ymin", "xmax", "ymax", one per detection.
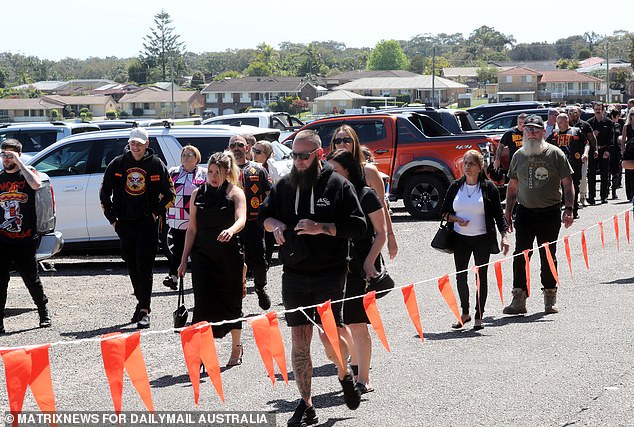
[
  {"xmin": 260, "ymin": 130, "xmax": 366, "ymax": 427},
  {"xmin": 100, "ymin": 127, "xmax": 175, "ymax": 329}
]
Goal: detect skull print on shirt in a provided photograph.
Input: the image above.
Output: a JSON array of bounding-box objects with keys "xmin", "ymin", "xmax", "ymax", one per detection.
[{"xmin": 125, "ymin": 167, "xmax": 147, "ymax": 196}]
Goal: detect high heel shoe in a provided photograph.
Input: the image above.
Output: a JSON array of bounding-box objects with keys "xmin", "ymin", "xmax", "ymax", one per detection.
[{"xmin": 226, "ymin": 344, "xmax": 243, "ymax": 367}]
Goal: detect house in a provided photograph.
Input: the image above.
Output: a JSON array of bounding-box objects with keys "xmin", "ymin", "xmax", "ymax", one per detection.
[
  {"xmin": 0, "ymin": 98, "xmax": 62, "ymax": 122},
  {"xmin": 118, "ymin": 88, "xmax": 205, "ymax": 118},
  {"xmin": 442, "ymin": 67, "xmax": 482, "ymax": 87},
  {"xmin": 536, "ymin": 70, "xmax": 605, "ymax": 103},
  {"xmin": 11, "ymin": 81, "xmax": 67, "ymax": 93},
  {"xmin": 333, "ymin": 75, "xmax": 468, "ymax": 107},
  {"xmin": 324, "ymin": 70, "xmax": 419, "ymax": 89},
  {"xmin": 200, "ymin": 77, "xmax": 322, "ymax": 116},
  {"xmin": 42, "ymin": 95, "xmax": 118, "ymax": 117},
  {"xmin": 312, "ymin": 90, "xmax": 395, "ymax": 114},
  {"xmin": 496, "ymin": 66, "xmax": 540, "ymax": 101},
  {"xmin": 91, "ymin": 83, "xmax": 143, "ymax": 102}
]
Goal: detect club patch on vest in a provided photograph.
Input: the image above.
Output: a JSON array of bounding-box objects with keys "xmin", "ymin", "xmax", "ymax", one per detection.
[{"xmin": 126, "ymin": 167, "xmax": 147, "ymax": 196}]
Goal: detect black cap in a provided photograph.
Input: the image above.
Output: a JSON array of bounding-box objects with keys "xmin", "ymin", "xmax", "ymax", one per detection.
[{"xmin": 524, "ymin": 115, "xmax": 544, "ymax": 128}]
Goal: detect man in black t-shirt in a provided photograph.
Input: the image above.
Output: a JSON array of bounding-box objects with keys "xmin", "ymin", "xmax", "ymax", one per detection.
[
  {"xmin": 587, "ymin": 103, "xmax": 614, "ymax": 203},
  {"xmin": 0, "ymin": 139, "xmax": 50, "ymax": 334},
  {"xmin": 547, "ymin": 113, "xmax": 589, "ymax": 218},
  {"xmin": 568, "ymin": 105, "xmax": 598, "ymax": 204},
  {"xmin": 493, "ymin": 113, "xmax": 527, "ymax": 173}
]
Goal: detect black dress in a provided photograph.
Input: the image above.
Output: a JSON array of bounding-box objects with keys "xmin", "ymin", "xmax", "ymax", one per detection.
[
  {"xmin": 191, "ymin": 182, "xmax": 244, "ymax": 338},
  {"xmin": 344, "ymin": 186, "xmax": 383, "ymax": 325}
]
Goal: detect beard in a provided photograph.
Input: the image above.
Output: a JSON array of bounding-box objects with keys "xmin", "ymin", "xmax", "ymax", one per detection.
[
  {"xmin": 288, "ymin": 157, "xmax": 319, "ymax": 191},
  {"xmin": 522, "ymin": 136, "xmax": 546, "ymax": 156}
]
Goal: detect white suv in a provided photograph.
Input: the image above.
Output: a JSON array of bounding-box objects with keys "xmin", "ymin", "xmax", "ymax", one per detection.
[
  {"xmin": 202, "ymin": 112, "xmax": 304, "ymax": 141},
  {"xmin": 0, "ymin": 122, "xmax": 100, "ymax": 158},
  {"xmin": 26, "ymin": 124, "xmax": 282, "ymax": 251}
]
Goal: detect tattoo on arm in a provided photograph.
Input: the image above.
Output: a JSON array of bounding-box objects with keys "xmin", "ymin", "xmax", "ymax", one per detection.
[{"xmin": 322, "ymin": 224, "xmax": 330, "ymax": 235}]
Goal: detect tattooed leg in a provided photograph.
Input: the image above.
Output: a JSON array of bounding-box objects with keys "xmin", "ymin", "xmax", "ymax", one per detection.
[{"xmin": 291, "ymin": 325, "xmax": 314, "ymax": 406}]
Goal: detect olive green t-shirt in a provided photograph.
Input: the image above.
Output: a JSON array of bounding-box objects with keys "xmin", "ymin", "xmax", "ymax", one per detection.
[{"xmin": 508, "ymin": 143, "xmax": 573, "ymax": 209}]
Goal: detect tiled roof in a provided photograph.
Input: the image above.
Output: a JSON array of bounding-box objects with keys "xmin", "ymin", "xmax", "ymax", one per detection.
[
  {"xmin": 0, "ymin": 98, "xmax": 60, "ymax": 109},
  {"xmin": 326, "ymin": 70, "xmax": 419, "ymax": 81},
  {"xmin": 201, "ymin": 77, "xmax": 314, "ymax": 93},
  {"xmin": 498, "ymin": 66, "xmax": 540, "ymax": 75},
  {"xmin": 539, "ymin": 70, "xmax": 603, "ymax": 83},
  {"xmin": 314, "ymin": 90, "xmax": 370, "ymax": 100},
  {"xmin": 442, "ymin": 67, "xmax": 481, "ymax": 78},
  {"xmin": 119, "ymin": 88, "xmax": 201, "ymax": 103},
  {"xmin": 43, "ymin": 95, "xmax": 115, "ymax": 105},
  {"xmin": 334, "ymin": 75, "xmax": 468, "ymax": 90}
]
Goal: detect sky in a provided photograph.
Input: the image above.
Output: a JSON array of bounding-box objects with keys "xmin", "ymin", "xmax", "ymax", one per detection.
[{"xmin": 2, "ymin": 0, "xmax": 628, "ymax": 61}]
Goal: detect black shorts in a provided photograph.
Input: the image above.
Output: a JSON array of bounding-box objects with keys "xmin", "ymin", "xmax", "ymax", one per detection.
[
  {"xmin": 343, "ymin": 274, "xmax": 370, "ymax": 325},
  {"xmin": 282, "ymin": 268, "xmax": 346, "ymax": 327},
  {"xmin": 623, "ymin": 142, "xmax": 634, "ymax": 161}
]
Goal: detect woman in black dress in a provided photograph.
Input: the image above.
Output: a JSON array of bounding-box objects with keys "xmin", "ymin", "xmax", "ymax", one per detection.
[
  {"xmin": 178, "ymin": 151, "xmax": 247, "ymax": 367},
  {"xmin": 327, "ymin": 149, "xmax": 386, "ymax": 394}
]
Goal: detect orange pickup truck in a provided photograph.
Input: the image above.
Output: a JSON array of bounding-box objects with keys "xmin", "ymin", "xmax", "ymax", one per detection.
[{"xmin": 283, "ymin": 112, "xmax": 497, "ymax": 219}]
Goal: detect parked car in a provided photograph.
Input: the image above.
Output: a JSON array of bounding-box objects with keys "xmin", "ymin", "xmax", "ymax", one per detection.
[
  {"xmin": 467, "ymin": 101, "xmax": 544, "ymax": 125},
  {"xmin": 478, "ymin": 108, "xmax": 594, "ymax": 132},
  {"xmin": 283, "ymin": 113, "xmax": 497, "ymax": 219},
  {"xmin": 0, "ymin": 122, "xmax": 100, "ymax": 158},
  {"xmin": 376, "ymin": 107, "xmax": 481, "ymax": 134},
  {"xmin": 34, "ymin": 172, "xmax": 64, "ymax": 262},
  {"xmin": 202, "ymin": 112, "xmax": 304, "ymax": 141},
  {"xmin": 25, "ymin": 124, "xmax": 282, "ymax": 251}
]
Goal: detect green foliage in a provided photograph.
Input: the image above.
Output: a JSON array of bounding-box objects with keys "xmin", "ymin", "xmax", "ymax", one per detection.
[
  {"xmin": 476, "ymin": 64, "xmax": 498, "ymax": 83},
  {"xmin": 190, "ymin": 71, "xmax": 204, "ymax": 88},
  {"xmin": 578, "ymin": 47, "xmax": 592, "ymax": 60},
  {"xmin": 395, "ymin": 93, "xmax": 411, "ymax": 104},
  {"xmin": 268, "ymin": 96, "xmax": 306, "ymax": 114},
  {"xmin": 127, "ymin": 59, "xmax": 148, "ymax": 85},
  {"xmin": 556, "ymin": 59, "xmax": 580, "ymax": 70},
  {"xmin": 105, "ymin": 110, "xmax": 118, "ymax": 119},
  {"xmin": 49, "ymin": 109, "xmax": 60, "ymax": 121},
  {"xmin": 0, "ymin": 87, "xmax": 42, "ymax": 99},
  {"xmin": 367, "ymin": 40, "xmax": 409, "ymax": 70},
  {"xmin": 118, "ymin": 109, "xmax": 129, "ymax": 118},
  {"xmin": 140, "ymin": 10, "xmax": 185, "ymax": 81},
  {"xmin": 244, "ymin": 61, "xmax": 272, "ymax": 77},
  {"xmin": 79, "ymin": 107, "xmax": 93, "ymax": 121},
  {"xmin": 214, "ymin": 70, "xmax": 242, "ymax": 81}
]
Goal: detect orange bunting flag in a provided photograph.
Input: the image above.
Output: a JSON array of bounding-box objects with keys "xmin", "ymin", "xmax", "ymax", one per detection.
[
  {"xmin": 598, "ymin": 221, "xmax": 605, "ymax": 250},
  {"xmin": 523, "ymin": 249, "xmax": 531, "ymax": 297},
  {"xmin": 544, "ymin": 242, "xmax": 559, "ymax": 287},
  {"xmin": 471, "ymin": 266, "xmax": 481, "ymax": 303},
  {"xmin": 438, "ymin": 274, "xmax": 461, "ymax": 322},
  {"xmin": 494, "ymin": 261, "xmax": 504, "ymax": 305},
  {"xmin": 249, "ymin": 313, "xmax": 288, "ymax": 386},
  {"xmin": 626, "ymin": 211, "xmax": 630, "ymax": 244},
  {"xmin": 363, "ymin": 291, "xmax": 390, "ymax": 352},
  {"xmin": 180, "ymin": 322, "xmax": 224, "ymax": 404},
  {"xmin": 266, "ymin": 312, "xmax": 289, "ymax": 384},
  {"xmin": 0, "ymin": 344, "xmax": 56, "ymax": 427},
  {"xmin": 317, "ymin": 300, "xmax": 345, "ymax": 369},
  {"xmin": 100, "ymin": 332, "xmax": 154, "ymax": 415},
  {"xmin": 614, "ymin": 214, "xmax": 620, "ymax": 252},
  {"xmin": 564, "ymin": 236, "xmax": 573, "ymax": 277},
  {"xmin": 401, "ymin": 284, "xmax": 424, "ymax": 342},
  {"xmin": 581, "ymin": 229, "xmax": 589, "ymax": 269}
]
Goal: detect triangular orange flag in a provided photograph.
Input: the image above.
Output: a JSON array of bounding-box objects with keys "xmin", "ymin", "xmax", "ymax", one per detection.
[
  {"xmin": 317, "ymin": 300, "xmax": 345, "ymax": 369},
  {"xmin": 625, "ymin": 211, "xmax": 630, "ymax": 244},
  {"xmin": 180, "ymin": 323, "xmax": 203, "ymax": 406},
  {"xmin": 249, "ymin": 315, "xmax": 276, "ymax": 385},
  {"xmin": 401, "ymin": 284, "xmax": 424, "ymax": 342},
  {"xmin": 494, "ymin": 261, "xmax": 504, "ymax": 305},
  {"xmin": 543, "ymin": 242, "xmax": 559, "ymax": 287},
  {"xmin": 564, "ymin": 236, "xmax": 573, "ymax": 277},
  {"xmin": 598, "ymin": 221, "xmax": 605, "ymax": 250},
  {"xmin": 266, "ymin": 312, "xmax": 289, "ymax": 384},
  {"xmin": 198, "ymin": 324, "xmax": 224, "ymax": 402},
  {"xmin": 0, "ymin": 344, "xmax": 56, "ymax": 427},
  {"xmin": 438, "ymin": 274, "xmax": 461, "ymax": 322},
  {"xmin": 523, "ymin": 249, "xmax": 531, "ymax": 297},
  {"xmin": 614, "ymin": 215, "xmax": 620, "ymax": 252},
  {"xmin": 363, "ymin": 291, "xmax": 390, "ymax": 352},
  {"xmin": 581, "ymin": 229, "xmax": 589, "ymax": 269},
  {"xmin": 101, "ymin": 332, "xmax": 154, "ymax": 414}
]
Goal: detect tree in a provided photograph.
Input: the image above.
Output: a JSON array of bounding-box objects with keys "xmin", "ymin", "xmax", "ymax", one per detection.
[
  {"xmin": 556, "ymin": 59, "xmax": 580, "ymax": 70},
  {"xmin": 190, "ymin": 70, "xmax": 204, "ymax": 89},
  {"xmin": 214, "ymin": 70, "xmax": 242, "ymax": 81},
  {"xmin": 140, "ymin": 10, "xmax": 185, "ymax": 81},
  {"xmin": 244, "ymin": 61, "xmax": 272, "ymax": 76},
  {"xmin": 476, "ymin": 64, "xmax": 498, "ymax": 83},
  {"xmin": 127, "ymin": 59, "xmax": 148, "ymax": 84},
  {"xmin": 367, "ymin": 40, "xmax": 409, "ymax": 70}
]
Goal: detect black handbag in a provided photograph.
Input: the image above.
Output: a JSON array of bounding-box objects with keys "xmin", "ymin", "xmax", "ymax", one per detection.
[
  {"xmin": 430, "ymin": 220, "xmax": 454, "ymax": 253},
  {"xmin": 173, "ymin": 277, "xmax": 189, "ymax": 328},
  {"xmin": 365, "ymin": 254, "xmax": 395, "ymax": 299}
]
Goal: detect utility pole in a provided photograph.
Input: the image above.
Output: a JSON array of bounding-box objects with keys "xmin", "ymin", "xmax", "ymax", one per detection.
[
  {"xmin": 605, "ymin": 42, "xmax": 610, "ymax": 103},
  {"xmin": 431, "ymin": 46, "xmax": 436, "ymax": 107},
  {"xmin": 170, "ymin": 55, "xmax": 175, "ymax": 119}
]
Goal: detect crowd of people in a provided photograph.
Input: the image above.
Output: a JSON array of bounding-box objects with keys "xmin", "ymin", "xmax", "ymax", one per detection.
[{"xmin": 1, "ymin": 98, "xmax": 633, "ymax": 426}]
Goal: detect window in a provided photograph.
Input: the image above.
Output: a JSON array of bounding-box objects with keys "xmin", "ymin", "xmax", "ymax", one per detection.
[
  {"xmin": 240, "ymin": 92, "xmax": 251, "ymax": 102},
  {"xmin": 308, "ymin": 120, "xmax": 386, "ymax": 149},
  {"xmin": 32, "ymin": 141, "xmax": 94, "ymax": 177},
  {"xmin": 143, "ymin": 103, "xmax": 150, "ymax": 110},
  {"xmin": 480, "ymin": 116, "xmax": 514, "ymax": 130},
  {"xmin": 206, "ymin": 93, "xmax": 218, "ymax": 103},
  {"xmin": 174, "ymin": 136, "xmax": 231, "ymax": 163},
  {"xmin": 0, "ymin": 130, "xmax": 60, "ymax": 153},
  {"xmin": 505, "ymin": 75, "xmax": 512, "ymax": 83},
  {"xmin": 208, "ymin": 117, "xmax": 259, "ymax": 127},
  {"xmin": 521, "ymin": 75, "xmax": 532, "ymax": 83}
]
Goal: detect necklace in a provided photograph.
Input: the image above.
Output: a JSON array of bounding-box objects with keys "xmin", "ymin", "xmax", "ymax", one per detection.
[{"xmin": 465, "ymin": 183, "xmax": 479, "ymax": 198}]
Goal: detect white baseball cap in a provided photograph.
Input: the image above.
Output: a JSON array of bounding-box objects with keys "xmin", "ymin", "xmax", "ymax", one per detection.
[{"xmin": 128, "ymin": 128, "xmax": 149, "ymax": 144}]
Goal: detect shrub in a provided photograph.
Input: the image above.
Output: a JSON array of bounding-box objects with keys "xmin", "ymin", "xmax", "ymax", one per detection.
[
  {"xmin": 132, "ymin": 108, "xmax": 144, "ymax": 117},
  {"xmin": 118, "ymin": 110, "xmax": 129, "ymax": 118},
  {"xmin": 50, "ymin": 109, "xmax": 60, "ymax": 121},
  {"xmin": 105, "ymin": 110, "xmax": 117, "ymax": 120}
]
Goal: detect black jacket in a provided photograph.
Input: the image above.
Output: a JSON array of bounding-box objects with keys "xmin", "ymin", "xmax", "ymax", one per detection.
[
  {"xmin": 439, "ymin": 176, "xmax": 508, "ymax": 254},
  {"xmin": 259, "ymin": 161, "xmax": 366, "ymax": 273},
  {"xmin": 99, "ymin": 148, "xmax": 175, "ymax": 224}
]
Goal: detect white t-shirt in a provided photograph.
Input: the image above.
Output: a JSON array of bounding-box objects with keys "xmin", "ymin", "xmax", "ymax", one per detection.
[{"xmin": 452, "ymin": 183, "xmax": 486, "ymax": 236}]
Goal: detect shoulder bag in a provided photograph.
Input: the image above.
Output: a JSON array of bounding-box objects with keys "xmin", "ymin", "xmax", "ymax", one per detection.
[
  {"xmin": 173, "ymin": 277, "xmax": 189, "ymax": 328},
  {"xmin": 365, "ymin": 254, "xmax": 395, "ymax": 299},
  {"xmin": 430, "ymin": 219, "xmax": 454, "ymax": 253}
]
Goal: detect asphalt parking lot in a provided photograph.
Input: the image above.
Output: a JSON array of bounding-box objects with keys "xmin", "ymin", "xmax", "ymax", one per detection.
[{"xmin": 1, "ymin": 198, "xmax": 634, "ymax": 427}]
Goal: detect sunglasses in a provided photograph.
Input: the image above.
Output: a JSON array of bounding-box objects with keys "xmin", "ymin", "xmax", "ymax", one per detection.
[
  {"xmin": 0, "ymin": 152, "xmax": 14, "ymax": 159},
  {"xmin": 181, "ymin": 152, "xmax": 196, "ymax": 158},
  {"xmin": 290, "ymin": 148, "xmax": 319, "ymax": 161},
  {"xmin": 525, "ymin": 127, "xmax": 542, "ymax": 133},
  {"xmin": 333, "ymin": 137, "xmax": 353, "ymax": 145},
  {"xmin": 229, "ymin": 142, "xmax": 246, "ymax": 149},
  {"xmin": 251, "ymin": 148, "xmax": 263, "ymax": 155}
]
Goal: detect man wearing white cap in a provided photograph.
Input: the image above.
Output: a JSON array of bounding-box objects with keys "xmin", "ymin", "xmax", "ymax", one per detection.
[{"xmin": 100, "ymin": 127, "xmax": 175, "ymax": 329}]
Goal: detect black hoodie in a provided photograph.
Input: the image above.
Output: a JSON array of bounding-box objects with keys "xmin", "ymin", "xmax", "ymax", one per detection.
[
  {"xmin": 259, "ymin": 161, "xmax": 366, "ymax": 273},
  {"xmin": 100, "ymin": 147, "xmax": 175, "ymax": 223}
]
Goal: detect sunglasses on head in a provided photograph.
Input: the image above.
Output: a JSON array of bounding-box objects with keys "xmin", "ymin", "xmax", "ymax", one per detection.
[
  {"xmin": 291, "ymin": 148, "xmax": 319, "ymax": 161},
  {"xmin": 333, "ymin": 137, "xmax": 353, "ymax": 145},
  {"xmin": 251, "ymin": 148, "xmax": 263, "ymax": 155},
  {"xmin": 229, "ymin": 142, "xmax": 245, "ymax": 149}
]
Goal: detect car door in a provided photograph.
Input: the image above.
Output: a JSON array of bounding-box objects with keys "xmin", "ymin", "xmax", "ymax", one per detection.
[{"xmin": 30, "ymin": 140, "xmax": 95, "ymax": 243}]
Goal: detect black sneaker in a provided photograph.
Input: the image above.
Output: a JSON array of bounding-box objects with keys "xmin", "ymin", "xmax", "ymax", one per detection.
[
  {"xmin": 38, "ymin": 305, "xmax": 51, "ymax": 328},
  {"xmin": 339, "ymin": 366, "xmax": 361, "ymax": 410},
  {"xmin": 287, "ymin": 400, "xmax": 318, "ymax": 427},
  {"xmin": 131, "ymin": 307, "xmax": 142, "ymax": 323},
  {"xmin": 587, "ymin": 199, "xmax": 596, "ymax": 205},
  {"xmin": 162, "ymin": 276, "xmax": 178, "ymax": 290},
  {"xmin": 256, "ymin": 289, "xmax": 271, "ymax": 310},
  {"xmin": 137, "ymin": 313, "xmax": 150, "ymax": 329}
]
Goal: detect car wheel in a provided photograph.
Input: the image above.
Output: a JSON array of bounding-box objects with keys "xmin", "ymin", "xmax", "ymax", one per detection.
[{"xmin": 402, "ymin": 175, "xmax": 447, "ymax": 220}]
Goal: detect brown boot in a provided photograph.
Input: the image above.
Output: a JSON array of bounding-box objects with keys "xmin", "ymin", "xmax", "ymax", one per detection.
[
  {"xmin": 543, "ymin": 288, "xmax": 559, "ymax": 314},
  {"xmin": 503, "ymin": 288, "xmax": 527, "ymax": 314}
]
